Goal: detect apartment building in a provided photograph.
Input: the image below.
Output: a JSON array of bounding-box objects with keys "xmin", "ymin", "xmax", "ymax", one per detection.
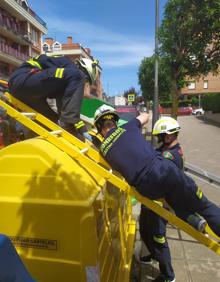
[
  {"xmin": 0, "ymin": 0, "xmax": 47, "ymax": 80},
  {"xmin": 43, "ymin": 36, "xmax": 103, "ymax": 99},
  {"xmin": 181, "ymin": 72, "xmax": 220, "ymax": 98}
]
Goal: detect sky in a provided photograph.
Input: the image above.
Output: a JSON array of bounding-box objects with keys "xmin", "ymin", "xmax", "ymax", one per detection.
[{"xmin": 28, "ymin": 0, "xmax": 167, "ymax": 96}]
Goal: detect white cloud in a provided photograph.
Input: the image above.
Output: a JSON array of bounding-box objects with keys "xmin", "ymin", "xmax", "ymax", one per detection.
[{"xmin": 45, "ymin": 16, "xmax": 154, "ymax": 68}]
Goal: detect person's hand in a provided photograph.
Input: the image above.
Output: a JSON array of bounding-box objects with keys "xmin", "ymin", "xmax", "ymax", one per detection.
[{"xmin": 136, "ymin": 113, "xmax": 149, "ymax": 126}]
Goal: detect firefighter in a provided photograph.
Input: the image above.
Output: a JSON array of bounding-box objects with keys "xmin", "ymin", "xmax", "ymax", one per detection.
[
  {"xmin": 138, "ymin": 117, "xmax": 206, "ymax": 282},
  {"xmin": 152, "ymin": 116, "xmax": 207, "ymax": 231},
  {"xmin": 8, "ymin": 54, "xmax": 99, "ymax": 141},
  {"xmin": 93, "ymin": 105, "xmax": 220, "ymax": 240}
]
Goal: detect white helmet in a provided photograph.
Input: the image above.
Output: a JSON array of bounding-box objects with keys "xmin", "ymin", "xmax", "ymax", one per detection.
[
  {"xmin": 94, "ymin": 105, "xmax": 119, "ymax": 132},
  {"xmin": 152, "ymin": 116, "xmax": 181, "ymax": 135},
  {"xmin": 76, "ymin": 58, "xmax": 99, "ymax": 84}
]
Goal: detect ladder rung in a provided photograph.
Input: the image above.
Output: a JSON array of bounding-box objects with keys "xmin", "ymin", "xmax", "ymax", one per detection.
[
  {"xmin": 21, "ymin": 112, "xmax": 36, "ymax": 118},
  {"xmin": 80, "ymin": 148, "xmax": 89, "ymax": 154},
  {"xmin": 50, "ymin": 130, "xmax": 63, "ymax": 136}
]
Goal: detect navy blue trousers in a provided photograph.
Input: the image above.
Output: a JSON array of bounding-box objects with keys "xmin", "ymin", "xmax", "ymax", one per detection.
[
  {"xmin": 137, "ymin": 157, "xmax": 220, "ymax": 237},
  {"xmin": 139, "ymin": 206, "xmax": 175, "ymax": 280},
  {"xmin": 9, "ymin": 66, "xmax": 85, "ymax": 125}
]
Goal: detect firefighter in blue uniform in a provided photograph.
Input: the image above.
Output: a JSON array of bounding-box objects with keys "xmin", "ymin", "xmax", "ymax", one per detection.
[
  {"xmin": 138, "ymin": 117, "xmax": 206, "ymax": 282},
  {"xmin": 8, "ymin": 54, "xmax": 99, "ymax": 141},
  {"xmin": 93, "ymin": 105, "xmax": 220, "ymax": 238}
]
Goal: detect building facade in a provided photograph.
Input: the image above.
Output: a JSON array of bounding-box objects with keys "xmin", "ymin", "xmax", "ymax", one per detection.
[
  {"xmin": 43, "ymin": 36, "xmax": 103, "ymax": 99},
  {"xmin": 0, "ymin": 0, "xmax": 47, "ymax": 80},
  {"xmin": 108, "ymin": 96, "xmax": 126, "ymax": 106},
  {"xmin": 181, "ymin": 72, "xmax": 220, "ymax": 98}
]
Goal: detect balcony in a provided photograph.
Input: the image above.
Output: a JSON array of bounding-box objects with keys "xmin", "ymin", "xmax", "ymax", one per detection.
[
  {"xmin": 0, "ymin": 11, "xmax": 32, "ymax": 45},
  {"xmin": 13, "ymin": 0, "xmax": 47, "ymax": 27},
  {"xmin": 0, "ymin": 42, "xmax": 28, "ymax": 62}
]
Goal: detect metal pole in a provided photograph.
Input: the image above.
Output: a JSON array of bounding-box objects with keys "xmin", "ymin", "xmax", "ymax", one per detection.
[{"xmin": 151, "ymin": 0, "xmax": 159, "ymax": 145}]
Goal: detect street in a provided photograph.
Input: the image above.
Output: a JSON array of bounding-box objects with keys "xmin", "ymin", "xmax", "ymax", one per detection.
[{"xmin": 178, "ymin": 115, "xmax": 220, "ymax": 176}]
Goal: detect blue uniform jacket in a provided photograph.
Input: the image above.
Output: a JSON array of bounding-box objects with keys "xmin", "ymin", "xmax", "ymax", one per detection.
[{"xmin": 100, "ymin": 118, "xmax": 160, "ymax": 186}]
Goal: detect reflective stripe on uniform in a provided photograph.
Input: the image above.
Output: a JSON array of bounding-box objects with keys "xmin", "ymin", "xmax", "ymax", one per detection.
[
  {"xmin": 153, "ymin": 235, "xmax": 166, "ymax": 244},
  {"xmin": 196, "ymin": 187, "xmax": 203, "ymax": 199},
  {"xmin": 55, "ymin": 68, "xmax": 64, "ymax": 79},
  {"xmin": 153, "ymin": 200, "xmax": 163, "ymax": 207},
  {"xmin": 26, "ymin": 58, "xmax": 42, "ymax": 70},
  {"xmin": 75, "ymin": 121, "xmax": 85, "ymax": 129}
]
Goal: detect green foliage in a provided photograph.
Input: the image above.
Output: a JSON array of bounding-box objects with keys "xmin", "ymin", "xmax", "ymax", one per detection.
[
  {"xmin": 159, "ymin": 0, "xmax": 220, "ymax": 81},
  {"xmin": 191, "ymin": 96, "xmax": 199, "ymax": 106},
  {"xmin": 160, "ymin": 101, "xmax": 172, "ymax": 108},
  {"xmin": 159, "ymin": 0, "xmax": 220, "ymax": 116},
  {"xmin": 160, "ymin": 100, "xmax": 194, "ymax": 108},
  {"xmin": 202, "ymin": 93, "xmax": 220, "ymax": 113},
  {"xmin": 138, "ymin": 56, "xmax": 172, "ymax": 101}
]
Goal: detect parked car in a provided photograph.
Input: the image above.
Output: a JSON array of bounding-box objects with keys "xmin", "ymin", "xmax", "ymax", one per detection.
[
  {"xmin": 192, "ymin": 108, "xmax": 205, "ymax": 115},
  {"xmin": 178, "ymin": 106, "xmax": 193, "ymax": 116}
]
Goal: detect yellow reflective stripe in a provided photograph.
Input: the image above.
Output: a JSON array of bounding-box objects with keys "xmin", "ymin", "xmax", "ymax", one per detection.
[
  {"xmin": 60, "ymin": 68, "xmax": 64, "ymax": 78},
  {"xmin": 55, "ymin": 68, "xmax": 64, "ymax": 78},
  {"xmin": 153, "ymin": 200, "xmax": 163, "ymax": 207},
  {"xmin": 75, "ymin": 121, "xmax": 85, "ymax": 129},
  {"xmin": 26, "ymin": 59, "xmax": 42, "ymax": 70},
  {"xmin": 153, "ymin": 235, "xmax": 166, "ymax": 244},
  {"xmin": 196, "ymin": 188, "xmax": 203, "ymax": 199}
]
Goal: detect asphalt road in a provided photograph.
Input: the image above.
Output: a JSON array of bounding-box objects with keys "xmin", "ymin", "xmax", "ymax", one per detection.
[{"xmin": 177, "ymin": 115, "xmax": 220, "ymax": 176}]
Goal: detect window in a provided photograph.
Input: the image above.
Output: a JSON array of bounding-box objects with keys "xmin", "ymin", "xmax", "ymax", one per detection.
[
  {"xmin": 53, "ymin": 42, "xmax": 61, "ymax": 51},
  {"xmin": 30, "ymin": 28, "xmax": 39, "ymax": 47},
  {"xmin": 188, "ymin": 81, "xmax": 196, "ymax": 90},
  {"xmin": 42, "ymin": 43, "xmax": 50, "ymax": 53},
  {"xmin": 203, "ymin": 80, "xmax": 208, "ymax": 89}
]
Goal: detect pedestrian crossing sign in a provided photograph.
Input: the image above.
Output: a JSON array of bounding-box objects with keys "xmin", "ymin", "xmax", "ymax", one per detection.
[{"xmin": 127, "ymin": 94, "xmax": 135, "ymax": 102}]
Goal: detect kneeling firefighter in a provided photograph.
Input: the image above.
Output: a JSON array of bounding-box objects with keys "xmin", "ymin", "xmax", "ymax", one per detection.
[{"xmin": 8, "ymin": 54, "xmax": 99, "ymax": 141}]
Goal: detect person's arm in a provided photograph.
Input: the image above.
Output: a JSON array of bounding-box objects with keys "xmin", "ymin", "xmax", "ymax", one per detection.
[{"xmin": 136, "ymin": 113, "xmax": 149, "ymax": 126}]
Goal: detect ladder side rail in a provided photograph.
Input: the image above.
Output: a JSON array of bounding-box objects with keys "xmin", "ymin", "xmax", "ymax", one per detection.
[{"xmin": 0, "ymin": 99, "xmax": 220, "ymax": 255}]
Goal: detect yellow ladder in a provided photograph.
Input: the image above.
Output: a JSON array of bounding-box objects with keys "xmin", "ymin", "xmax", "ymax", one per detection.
[{"xmin": 1, "ymin": 94, "xmax": 220, "ymax": 256}]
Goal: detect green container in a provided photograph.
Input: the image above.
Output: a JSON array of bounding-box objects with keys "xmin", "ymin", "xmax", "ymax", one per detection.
[{"xmin": 80, "ymin": 98, "xmax": 127, "ymax": 126}]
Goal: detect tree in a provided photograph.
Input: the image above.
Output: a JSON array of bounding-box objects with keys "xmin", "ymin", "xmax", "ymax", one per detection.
[
  {"xmin": 123, "ymin": 87, "xmax": 139, "ymax": 99},
  {"xmin": 138, "ymin": 55, "xmax": 172, "ymax": 102},
  {"xmin": 159, "ymin": 0, "xmax": 220, "ymax": 117}
]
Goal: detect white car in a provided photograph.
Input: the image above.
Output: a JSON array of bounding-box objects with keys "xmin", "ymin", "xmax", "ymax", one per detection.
[{"xmin": 192, "ymin": 108, "xmax": 205, "ymax": 115}]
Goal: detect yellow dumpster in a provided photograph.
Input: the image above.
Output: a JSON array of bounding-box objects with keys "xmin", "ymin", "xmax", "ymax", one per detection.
[{"xmin": 0, "ymin": 138, "xmax": 136, "ymax": 282}]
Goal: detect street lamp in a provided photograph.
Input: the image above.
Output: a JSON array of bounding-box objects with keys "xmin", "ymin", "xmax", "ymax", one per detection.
[{"xmin": 151, "ymin": 0, "xmax": 159, "ymax": 145}]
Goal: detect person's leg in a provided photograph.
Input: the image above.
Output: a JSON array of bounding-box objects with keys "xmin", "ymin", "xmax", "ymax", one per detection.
[
  {"xmin": 139, "ymin": 206, "xmax": 155, "ymax": 259},
  {"xmin": 187, "ymin": 192, "xmax": 220, "ymax": 237},
  {"xmin": 10, "ymin": 68, "xmax": 64, "ymax": 123},
  {"xmin": 58, "ymin": 67, "xmax": 85, "ymax": 125},
  {"xmin": 137, "ymin": 158, "xmax": 220, "ymax": 237},
  {"xmin": 161, "ymin": 160, "xmax": 220, "ymax": 237},
  {"xmin": 139, "ymin": 207, "xmax": 175, "ymax": 281},
  {"xmin": 151, "ymin": 215, "xmax": 175, "ymax": 281}
]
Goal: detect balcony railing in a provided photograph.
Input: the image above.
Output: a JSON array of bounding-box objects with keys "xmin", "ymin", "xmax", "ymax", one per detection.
[
  {"xmin": 14, "ymin": 0, "xmax": 47, "ymax": 27},
  {"xmin": 0, "ymin": 42, "xmax": 28, "ymax": 61},
  {"xmin": 0, "ymin": 11, "xmax": 32, "ymax": 43}
]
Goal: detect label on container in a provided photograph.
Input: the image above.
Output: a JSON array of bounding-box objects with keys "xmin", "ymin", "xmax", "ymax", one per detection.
[{"xmin": 10, "ymin": 236, "xmax": 57, "ymax": 250}]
